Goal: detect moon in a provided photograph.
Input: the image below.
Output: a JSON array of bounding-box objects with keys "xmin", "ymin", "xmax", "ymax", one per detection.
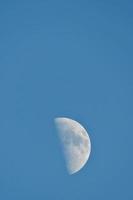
[{"xmin": 54, "ymin": 117, "xmax": 91, "ymax": 175}]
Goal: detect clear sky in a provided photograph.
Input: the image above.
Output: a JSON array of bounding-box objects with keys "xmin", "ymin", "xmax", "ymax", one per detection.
[{"xmin": 0, "ymin": 0, "xmax": 133, "ymax": 199}]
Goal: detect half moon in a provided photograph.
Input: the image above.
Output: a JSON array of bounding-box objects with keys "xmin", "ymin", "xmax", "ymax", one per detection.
[{"xmin": 54, "ymin": 117, "xmax": 91, "ymax": 175}]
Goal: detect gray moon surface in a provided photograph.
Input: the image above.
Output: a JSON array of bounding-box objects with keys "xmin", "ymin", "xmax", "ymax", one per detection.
[{"xmin": 54, "ymin": 117, "xmax": 91, "ymax": 175}]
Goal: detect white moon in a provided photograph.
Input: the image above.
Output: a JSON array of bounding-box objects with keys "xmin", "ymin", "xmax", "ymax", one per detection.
[{"xmin": 54, "ymin": 117, "xmax": 91, "ymax": 175}]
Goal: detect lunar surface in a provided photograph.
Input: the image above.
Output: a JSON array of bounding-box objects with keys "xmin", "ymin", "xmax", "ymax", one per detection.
[{"xmin": 54, "ymin": 117, "xmax": 91, "ymax": 175}]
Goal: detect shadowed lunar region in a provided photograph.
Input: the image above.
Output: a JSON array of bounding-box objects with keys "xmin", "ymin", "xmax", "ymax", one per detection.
[{"xmin": 54, "ymin": 117, "xmax": 91, "ymax": 175}]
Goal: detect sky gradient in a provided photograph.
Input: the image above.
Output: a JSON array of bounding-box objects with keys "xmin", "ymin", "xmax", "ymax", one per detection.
[{"xmin": 0, "ymin": 0, "xmax": 133, "ymax": 199}]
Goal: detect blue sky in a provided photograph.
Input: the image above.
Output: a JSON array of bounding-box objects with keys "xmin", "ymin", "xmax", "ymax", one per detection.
[{"xmin": 0, "ymin": 0, "xmax": 133, "ymax": 199}]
